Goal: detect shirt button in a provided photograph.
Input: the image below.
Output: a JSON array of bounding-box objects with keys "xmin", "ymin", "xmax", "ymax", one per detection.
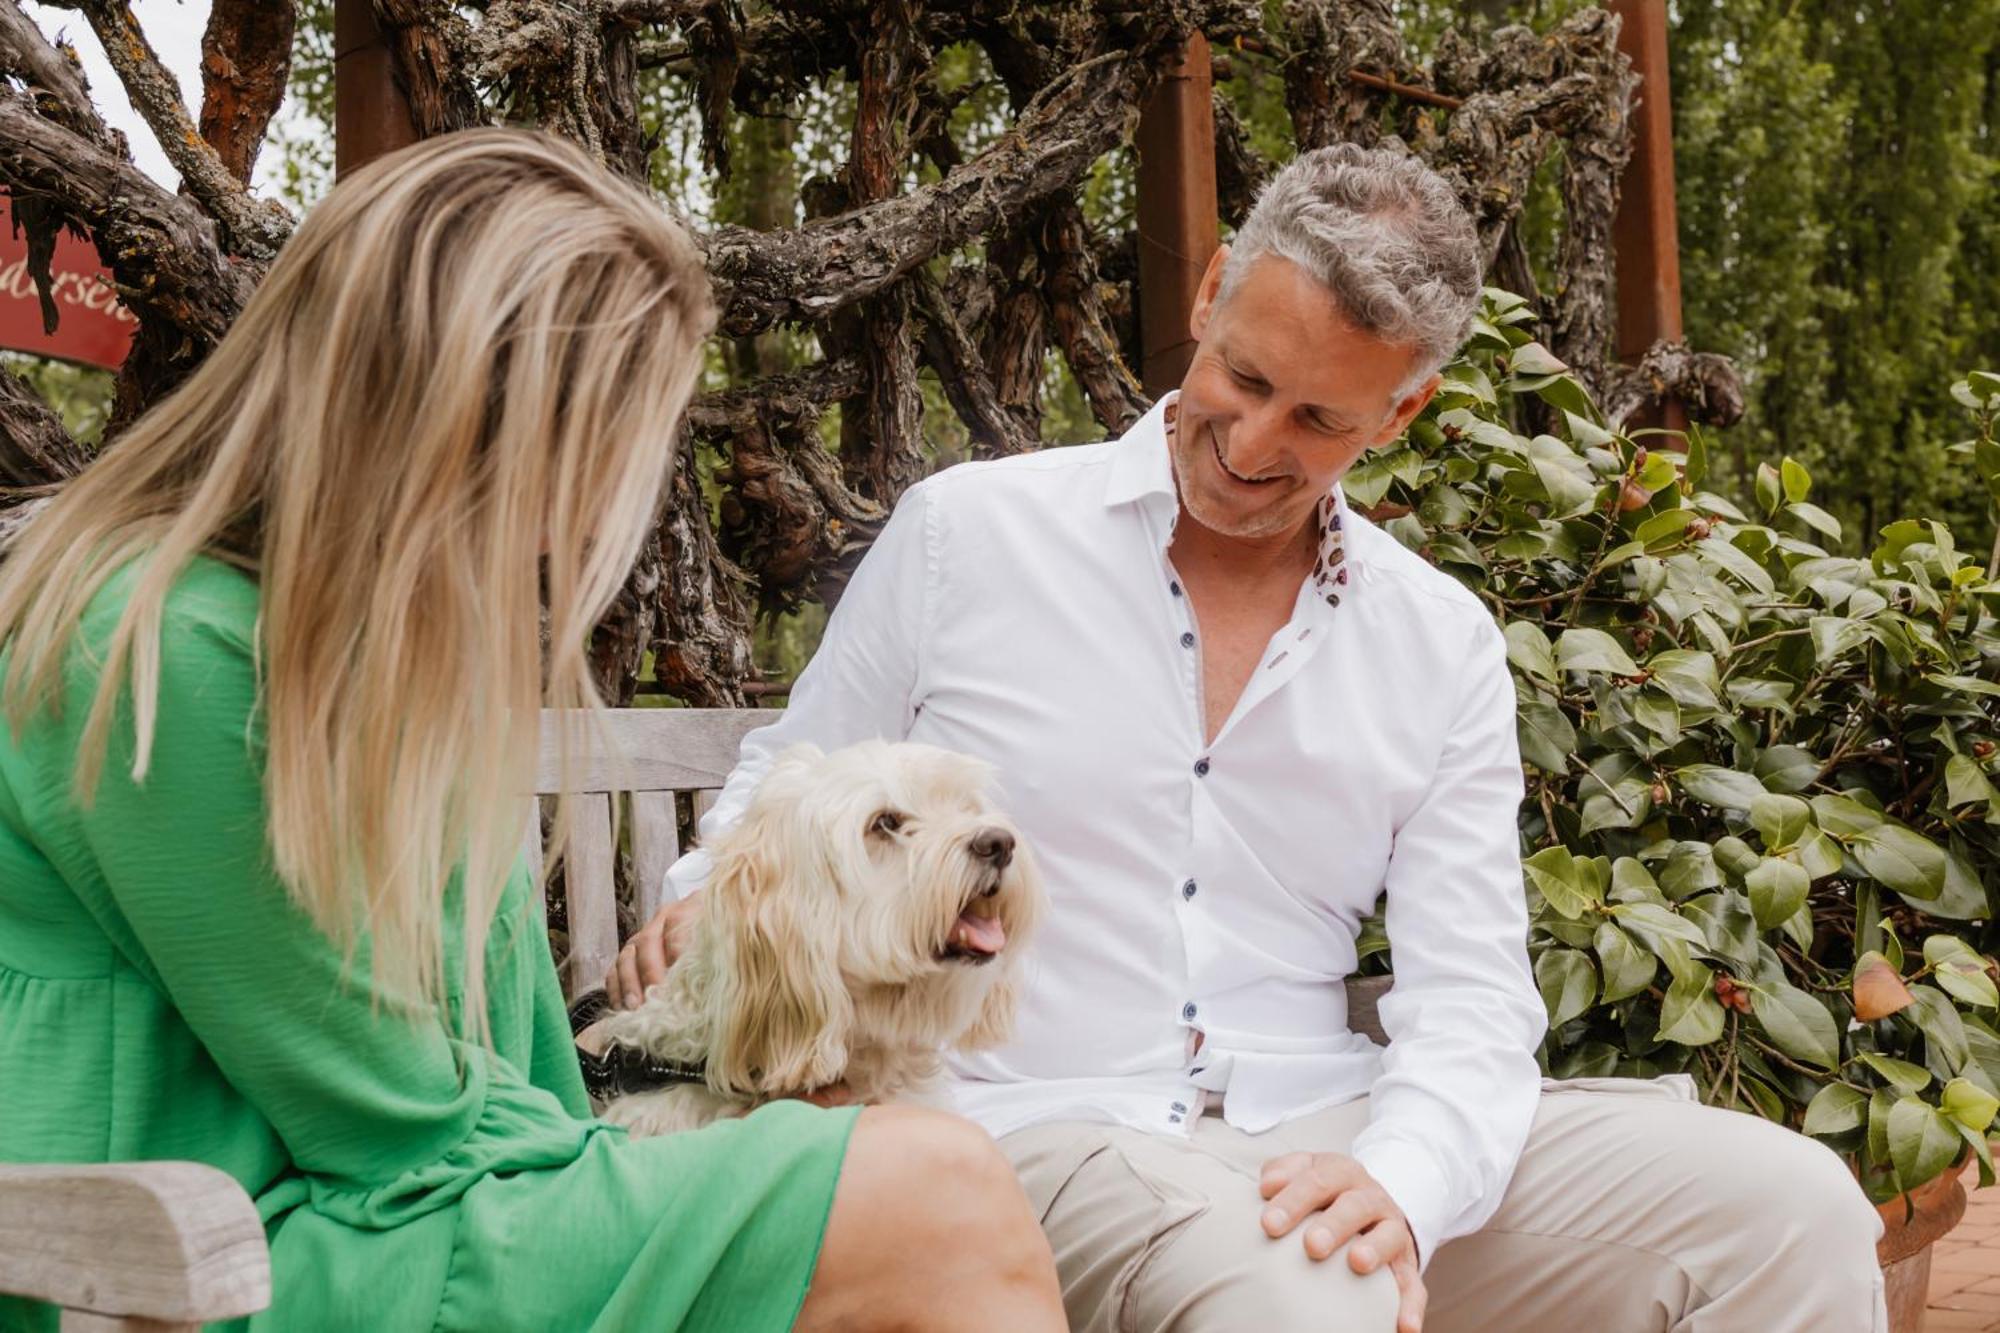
[
  {"xmin": 1182, "ymin": 879, "xmax": 1198, "ymax": 900},
  {"xmin": 1194, "ymin": 758, "xmax": 1210, "ymax": 777},
  {"xmin": 1179, "ymin": 631, "xmax": 1196, "ymax": 648},
  {"xmin": 1182, "ymin": 1001, "xmax": 1198, "ymax": 1022},
  {"xmin": 1170, "ymin": 580, "xmax": 1183, "ymax": 596}
]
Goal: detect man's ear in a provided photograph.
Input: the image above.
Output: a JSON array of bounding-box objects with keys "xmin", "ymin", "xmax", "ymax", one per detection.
[
  {"xmin": 1188, "ymin": 244, "xmax": 1232, "ymax": 343},
  {"xmin": 1374, "ymin": 371, "xmax": 1443, "ymax": 448}
]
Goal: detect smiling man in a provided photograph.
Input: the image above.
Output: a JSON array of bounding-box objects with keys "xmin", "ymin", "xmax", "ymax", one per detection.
[{"xmin": 618, "ymin": 145, "xmax": 1887, "ymax": 1331}]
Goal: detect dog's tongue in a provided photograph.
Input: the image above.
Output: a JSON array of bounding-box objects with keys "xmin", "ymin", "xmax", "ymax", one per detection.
[{"xmin": 952, "ymin": 910, "xmax": 1007, "ymax": 955}]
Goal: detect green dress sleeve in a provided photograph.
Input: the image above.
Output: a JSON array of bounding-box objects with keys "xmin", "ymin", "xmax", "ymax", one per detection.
[{"xmin": 24, "ymin": 565, "xmax": 585, "ymax": 1197}]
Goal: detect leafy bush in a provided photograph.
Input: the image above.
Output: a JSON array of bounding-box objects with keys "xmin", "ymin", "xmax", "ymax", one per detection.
[{"xmin": 1364, "ymin": 290, "xmax": 2000, "ymax": 1202}]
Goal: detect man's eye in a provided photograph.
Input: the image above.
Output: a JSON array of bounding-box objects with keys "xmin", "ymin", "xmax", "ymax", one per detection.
[{"xmin": 869, "ymin": 811, "xmax": 904, "ymax": 837}]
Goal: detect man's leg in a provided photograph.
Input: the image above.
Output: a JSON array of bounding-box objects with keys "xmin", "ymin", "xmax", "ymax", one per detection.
[
  {"xmin": 1424, "ymin": 1077, "xmax": 1887, "ymax": 1333},
  {"xmin": 1001, "ymin": 1109, "xmax": 1400, "ymax": 1333}
]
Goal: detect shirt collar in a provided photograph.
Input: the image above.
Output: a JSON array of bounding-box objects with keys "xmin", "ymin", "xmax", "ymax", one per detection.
[{"xmin": 1101, "ymin": 390, "xmax": 1364, "ymax": 585}]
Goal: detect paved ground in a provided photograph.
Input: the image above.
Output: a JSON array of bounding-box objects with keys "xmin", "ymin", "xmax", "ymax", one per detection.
[{"xmin": 1928, "ymin": 1163, "xmax": 2000, "ymax": 1329}]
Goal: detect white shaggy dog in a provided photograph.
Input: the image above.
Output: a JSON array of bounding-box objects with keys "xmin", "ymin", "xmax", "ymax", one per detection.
[{"xmin": 594, "ymin": 740, "xmax": 1043, "ymax": 1136}]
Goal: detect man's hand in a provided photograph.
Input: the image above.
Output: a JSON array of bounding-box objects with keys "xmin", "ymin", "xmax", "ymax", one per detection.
[
  {"xmin": 605, "ymin": 893, "xmax": 701, "ymax": 1008},
  {"xmin": 1258, "ymin": 1151, "xmax": 1425, "ymax": 1333}
]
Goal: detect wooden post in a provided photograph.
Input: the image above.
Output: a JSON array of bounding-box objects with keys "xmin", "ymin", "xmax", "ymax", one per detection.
[
  {"xmin": 332, "ymin": 0, "xmax": 418, "ymax": 177},
  {"xmin": 1606, "ymin": 0, "xmax": 1687, "ymax": 434},
  {"xmin": 1135, "ymin": 33, "xmax": 1219, "ymax": 400}
]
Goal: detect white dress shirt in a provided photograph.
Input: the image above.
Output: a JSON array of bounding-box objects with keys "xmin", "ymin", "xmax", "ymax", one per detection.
[{"xmin": 664, "ymin": 394, "xmax": 1547, "ymax": 1263}]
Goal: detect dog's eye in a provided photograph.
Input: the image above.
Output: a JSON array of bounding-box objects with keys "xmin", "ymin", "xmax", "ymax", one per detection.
[{"xmin": 868, "ymin": 811, "xmax": 904, "ymax": 837}]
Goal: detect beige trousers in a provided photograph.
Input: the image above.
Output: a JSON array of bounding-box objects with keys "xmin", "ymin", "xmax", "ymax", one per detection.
[{"xmin": 1000, "ymin": 1077, "xmax": 1888, "ymax": 1333}]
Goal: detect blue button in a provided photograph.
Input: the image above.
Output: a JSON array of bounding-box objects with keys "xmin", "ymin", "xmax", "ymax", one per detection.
[
  {"xmin": 1194, "ymin": 758, "xmax": 1210, "ymax": 777},
  {"xmin": 1170, "ymin": 580, "xmax": 1183, "ymax": 596},
  {"xmin": 1179, "ymin": 631, "xmax": 1196, "ymax": 648},
  {"xmin": 1182, "ymin": 879, "xmax": 1198, "ymax": 900},
  {"xmin": 1182, "ymin": 1002, "xmax": 1198, "ymax": 1022}
]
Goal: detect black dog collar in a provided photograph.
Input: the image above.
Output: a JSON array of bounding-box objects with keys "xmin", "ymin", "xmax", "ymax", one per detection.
[{"xmin": 568, "ymin": 989, "xmax": 710, "ymax": 1101}]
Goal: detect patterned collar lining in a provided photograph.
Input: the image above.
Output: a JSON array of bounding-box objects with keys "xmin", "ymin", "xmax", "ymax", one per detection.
[{"xmin": 1164, "ymin": 400, "xmax": 1350, "ymax": 608}]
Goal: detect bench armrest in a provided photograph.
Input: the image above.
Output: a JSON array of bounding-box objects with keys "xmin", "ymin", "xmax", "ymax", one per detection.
[{"xmin": 0, "ymin": 1162, "xmax": 269, "ymax": 1325}]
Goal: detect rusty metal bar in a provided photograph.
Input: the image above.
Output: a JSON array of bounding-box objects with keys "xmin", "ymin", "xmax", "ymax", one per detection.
[
  {"xmin": 1606, "ymin": 0, "xmax": 1687, "ymax": 434},
  {"xmin": 333, "ymin": 0, "xmax": 418, "ymax": 177},
  {"xmin": 1135, "ymin": 32, "xmax": 1219, "ymax": 400}
]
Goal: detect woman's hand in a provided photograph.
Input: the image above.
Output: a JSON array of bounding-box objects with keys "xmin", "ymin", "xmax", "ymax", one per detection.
[{"xmin": 605, "ymin": 892, "xmax": 701, "ymax": 1008}]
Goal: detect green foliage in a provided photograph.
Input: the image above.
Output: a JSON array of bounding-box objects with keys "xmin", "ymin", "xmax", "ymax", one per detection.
[
  {"xmin": 1368, "ymin": 288, "xmax": 2000, "ymax": 1199},
  {"xmin": 1673, "ymin": 0, "xmax": 2000, "ymax": 539}
]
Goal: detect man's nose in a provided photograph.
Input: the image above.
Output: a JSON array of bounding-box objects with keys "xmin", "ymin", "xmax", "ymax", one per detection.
[{"xmin": 1220, "ymin": 406, "xmax": 1290, "ymax": 478}]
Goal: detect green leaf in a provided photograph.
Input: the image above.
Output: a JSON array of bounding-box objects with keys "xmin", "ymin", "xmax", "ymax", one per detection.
[
  {"xmin": 1594, "ymin": 921, "xmax": 1656, "ymax": 1002},
  {"xmin": 1524, "ymin": 845, "xmax": 1599, "ymax": 920},
  {"xmin": 1861, "ymin": 1052, "xmax": 1933, "ymax": 1095},
  {"xmin": 1508, "ymin": 341, "xmax": 1568, "ymax": 376},
  {"xmin": 1614, "ymin": 901, "xmax": 1711, "ymax": 957},
  {"xmin": 1910, "ymin": 984, "xmax": 1972, "ymax": 1071},
  {"xmin": 1683, "ymin": 891, "xmax": 1759, "ymax": 970},
  {"xmin": 1712, "ymin": 835, "xmax": 1761, "ymax": 880},
  {"xmin": 1611, "ymin": 856, "xmax": 1666, "ymax": 905},
  {"xmin": 1650, "ymin": 650, "xmax": 1722, "ymax": 711},
  {"xmin": 1852, "ymin": 825, "xmax": 1948, "ymax": 901},
  {"xmin": 1750, "ymin": 793, "xmax": 1812, "ymax": 851},
  {"xmin": 1659, "ymin": 842, "xmax": 1721, "ymax": 900},
  {"xmin": 1787, "ymin": 501, "xmax": 1843, "ymax": 542},
  {"xmin": 1516, "ymin": 701, "xmax": 1576, "ymax": 774},
  {"xmin": 1504, "ymin": 621, "xmax": 1557, "ymax": 683},
  {"xmin": 1750, "ymin": 981, "xmax": 1840, "ymax": 1069},
  {"xmin": 1753, "ymin": 745, "xmax": 1819, "ymax": 793},
  {"xmin": 1809, "ymin": 615, "xmax": 1871, "ymax": 664},
  {"xmin": 1555, "ymin": 627, "xmax": 1639, "ymax": 676},
  {"xmin": 1696, "ymin": 539, "xmax": 1777, "ymax": 595},
  {"xmin": 1746, "ymin": 856, "xmax": 1811, "ymax": 930},
  {"xmin": 1782, "ymin": 901, "xmax": 1816, "ymax": 952},
  {"xmin": 1635, "ymin": 508, "xmax": 1696, "ymax": 551},
  {"xmin": 1810, "ymin": 792, "xmax": 1886, "ymax": 836},
  {"xmin": 1632, "ymin": 690, "xmax": 1681, "ymax": 743},
  {"xmin": 1781, "ymin": 456, "xmax": 1811, "ymax": 503},
  {"xmin": 1657, "ymin": 964, "xmax": 1726, "ymax": 1046},
  {"xmin": 1946, "ymin": 754, "xmax": 1998, "ymax": 810},
  {"xmin": 1799, "ymin": 831, "xmax": 1845, "ymax": 880},
  {"xmin": 1536, "ymin": 948, "xmax": 1598, "ymax": 1027},
  {"xmin": 1674, "ymin": 765, "xmax": 1767, "ymax": 811},
  {"xmin": 1944, "ymin": 1078, "xmax": 2000, "ymax": 1133},
  {"xmin": 1889, "ymin": 1097, "xmax": 1964, "ymax": 1190},
  {"xmin": 1755, "ymin": 462, "xmax": 1783, "ymax": 516},
  {"xmin": 1925, "ymin": 937, "xmax": 2000, "ymax": 1010},
  {"xmin": 1803, "ymin": 1083, "xmax": 1869, "ymax": 1136}
]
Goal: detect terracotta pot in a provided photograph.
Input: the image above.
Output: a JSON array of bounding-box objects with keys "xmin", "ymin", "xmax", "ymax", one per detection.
[{"xmin": 1876, "ymin": 1161, "xmax": 1970, "ymax": 1333}]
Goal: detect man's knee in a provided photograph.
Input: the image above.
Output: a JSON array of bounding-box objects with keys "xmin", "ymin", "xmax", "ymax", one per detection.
[
  {"xmin": 1713, "ymin": 1113, "xmax": 1881, "ymax": 1256},
  {"xmin": 1167, "ymin": 1229, "xmax": 1403, "ymax": 1332}
]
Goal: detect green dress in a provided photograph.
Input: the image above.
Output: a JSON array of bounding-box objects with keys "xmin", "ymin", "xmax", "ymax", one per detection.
[{"xmin": 0, "ymin": 556, "xmax": 858, "ymax": 1331}]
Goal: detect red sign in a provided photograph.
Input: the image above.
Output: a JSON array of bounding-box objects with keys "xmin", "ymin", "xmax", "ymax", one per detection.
[{"xmin": 0, "ymin": 191, "xmax": 134, "ymax": 370}]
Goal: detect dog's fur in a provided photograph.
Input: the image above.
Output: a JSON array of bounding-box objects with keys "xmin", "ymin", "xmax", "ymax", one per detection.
[{"xmin": 595, "ymin": 741, "xmax": 1043, "ymax": 1136}]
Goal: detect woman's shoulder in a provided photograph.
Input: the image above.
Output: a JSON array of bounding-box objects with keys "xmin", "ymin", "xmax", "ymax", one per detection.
[{"xmin": 78, "ymin": 551, "xmax": 260, "ymax": 660}]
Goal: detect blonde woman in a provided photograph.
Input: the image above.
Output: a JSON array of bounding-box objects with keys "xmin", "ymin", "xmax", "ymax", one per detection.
[{"xmin": 0, "ymin": 130, "xmax": 1061, "ymax": 1332}]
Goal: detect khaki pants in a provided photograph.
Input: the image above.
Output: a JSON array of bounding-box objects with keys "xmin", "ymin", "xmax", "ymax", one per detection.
[{"xmin": 1001, "ymin": 1078, "xmax": 1888, "ymax": 1332}]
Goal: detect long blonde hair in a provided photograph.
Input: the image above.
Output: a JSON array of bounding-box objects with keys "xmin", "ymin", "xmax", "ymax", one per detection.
[{"xmin": 0, "ymin": 129, "xmax": 715, "ymax": 1024}]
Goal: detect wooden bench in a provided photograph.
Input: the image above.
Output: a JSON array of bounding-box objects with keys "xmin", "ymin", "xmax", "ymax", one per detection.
[{"xmin": 1, "ymin": 707, "xmax": 1393, "ymax": 1326}]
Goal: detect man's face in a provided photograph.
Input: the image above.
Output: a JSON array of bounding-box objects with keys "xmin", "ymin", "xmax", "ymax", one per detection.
[{"xmin": 1172, "ymin": 248, "xmax": 1439, "ymax": 543}]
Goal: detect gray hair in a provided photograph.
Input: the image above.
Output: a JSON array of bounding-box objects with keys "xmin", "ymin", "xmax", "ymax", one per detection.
[{"xmin": 1218, "ymin": 144, "xmax": 1481, "ymax": 386}]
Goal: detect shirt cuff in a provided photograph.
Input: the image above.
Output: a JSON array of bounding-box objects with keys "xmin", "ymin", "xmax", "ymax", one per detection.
[{"xmin": 1349, "ymin": 1138, "xmax": 1455, "ymax": 1271}]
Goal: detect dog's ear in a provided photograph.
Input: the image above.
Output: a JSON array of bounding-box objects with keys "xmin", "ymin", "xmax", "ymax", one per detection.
[{"xmin": 703, "ymin": 821, "xmax": 853, "ymax": 1096}]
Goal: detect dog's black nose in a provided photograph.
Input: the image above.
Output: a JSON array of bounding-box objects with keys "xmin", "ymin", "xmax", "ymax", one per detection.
[{"xmin": 970, "ymin": 828, "xmax": 1014, "ymax": 869}]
